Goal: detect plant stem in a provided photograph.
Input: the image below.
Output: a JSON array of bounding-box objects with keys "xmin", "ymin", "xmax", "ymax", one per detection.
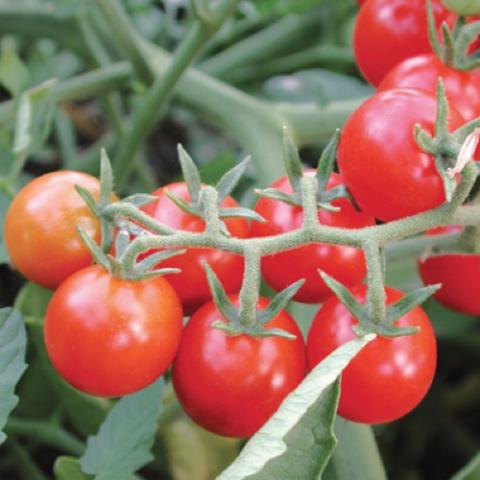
[
  {"xmin": 363, "ymin": 239, "xmax": 386, "ymax": 323},
  {"xmin": 238, "ymin": 246, "xmax": 261, "ymax": 326},
  {"xmin": 7, "ymin": 439, "xmax": 49, "ymax": 480},
  {"xmin": 5, "ymin": 417, "xmax": 85, "ymax": 456}
]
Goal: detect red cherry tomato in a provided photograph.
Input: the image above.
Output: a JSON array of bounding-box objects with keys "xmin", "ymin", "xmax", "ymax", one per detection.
[
  {"xmin": 172, "ymin": 295, "xmax": 307, "ymax": 437},
  {"xmin": 251, "ymin": 172, "xmax": 375, "ymax": 303},
  {"xmin": 418, "ymin": 225, "xmax": 480, "ymax": 315},
  {"xmin": 44, "ymin": 265, "xmax": 183, "ymax": 397},
  {"xmin": 307, "ymin": 285, "xmax": 437, "ymax": 424},
  {"xmin": 379, "ymin": 54, "xmax": 480, "ymax": 122},
  {"xmin": 338, "ymin": 88, "xmax": 464, "ymax": 221},
  {"xmin": 141, "ymin": 182, "xmax": 248, "ymax": 315},
  {"xmin": 354, "ymin": 0, "xmax": 452, "ymax": 86},
  {"xmin": 4, "ymin": 171, "xmax": 111, "ymax": 289}
]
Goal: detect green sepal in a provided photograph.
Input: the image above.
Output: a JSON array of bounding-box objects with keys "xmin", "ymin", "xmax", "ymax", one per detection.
[
  {"xmin": 115, "ymin": 220, "xmax": 149, "ymax": 236},
  {"xmin": 218, "ymin": 206, "xmax": 265, "ymax": 223},
  {"xmin": 215, "ymin": 156, "xmax": 250, "ymax": 203},
  {"xmin": 319, "ymin": 270, "xmax": 365, "ymax": 322},
  {"xmin": 114, "ymin": 229, "xmax": 130, "ymax": 260},
  {"xmin": 134, "ymin": 249, "xmax": 186, "ymax": 275},
  {"xmin": 434, "ymin": 79, "xmax": 449, "ymax": 138},
  {"xmin": 254, "ymin": 187, "xmax": 300, "ymax": 207},
  {"xmin": 427, "ymin": 0, "xmax": 442, "ymax": 58},
  {"xmin": 283, "ymin": 128, "xmax": 304, "ymax": 192},
  {"xmin": 386, "ymin": 284, "xmax": 441, "ymax": 324},
  {"xmin": 120, "ymin": 193, "xmax": 158, "ymax": 207},
  {"xmin": 211, "ymin": 320, "xmax": 296, "ymax": 340},
  {"xmin": 164, "ymin": 189, "xmax": 200, "ymax": 217},
  {"xmin": 414, "ymin": 124, "xmax": 435, "ymax": 154},
  {"xmin": 257, "ymin": 279, "xmax": 305, "ymax": 325},
  {"xmin": 132, "ymin": 268, "xmax": 181, "ymax": 280},
  {"xmin": 316, "ymin": 129, "xmax": 340, "ymax": 193},
  {"xmin": 99, "ymin": 149, "xmax": 114, "ymax": 208},
  {"xmin": 204, "ymin": 263, "xmax": 239, "ymax": 323},
  {"xmin": 76, "ymin": 226, "xmax": 110, "ymax": 271},
  {"xmin": 456, "ymin": 21, "xmax": 480, "ymax": 68},
  {"xmin": 353, "ymin": 322, "xmax": 419, "ymax": 338},
  {"xmin": 177, "ymin": 144, "xmax": 202, "ymax": 203},
  {"xmin": 75, "ymin": 185, "xmax": 100, "ymax": 216},
  {"xmin": 435, "ymin": 155, "xmax": 458, "ymax": 201}
]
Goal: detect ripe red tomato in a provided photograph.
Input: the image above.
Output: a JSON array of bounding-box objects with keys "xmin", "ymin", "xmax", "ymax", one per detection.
[
  {"xmin": 172, "ymin": 295, "xmax": 307, "ymax": 437},
  {"xmin": 4, "ymin": 171, "xmax": 110, "ymax": 289},
  {"xmin": 251, "ymin": 172, "xmax": 375, "ymax": 303},
  {"xmin": 141, "ymin": 182, "xmax": 248, "ymax": 315},
  {"xmin": 337, "ymin": 88, "xmax": 464, "ymax": 221},
  {"xmin": 354, "ymin": 0, "xmax": 452, "ymax": 86},
  {"xmin": 307, "ymin": 285, "xmax": 437, "ymax": 424},
  {"xmin": 379, "ymin": 54, "xmax": 480, "ymax": 122},
  {"xmin": 418, "ymin": 225, "xmax": 480, "ymax": 315},
  {"xmin": 44, "ymin": 265, "xmax": 183, "ymax": 397}
]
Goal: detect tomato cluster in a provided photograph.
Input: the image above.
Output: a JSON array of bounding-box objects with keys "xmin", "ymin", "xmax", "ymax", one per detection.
[{"xmin": 5, "ymin": 0, "xmax": 480, "ymax": 440}]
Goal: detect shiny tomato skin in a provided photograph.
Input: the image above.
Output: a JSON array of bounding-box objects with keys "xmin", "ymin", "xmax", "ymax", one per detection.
[
  {"xmin": 354, "ymin": 0, "xmax": 452, "ymax": 86},
  {"xmin": 338, "ymin": 89, "xmax": 464, "ymax": 221},
  {"xmin": 44, "ymin": 265, "xmax": 183, "ymax": 397},
  {"xmin": 141, "ymin": 182, "xmax": 248, "ymax": 315},
  {"xmin": 379, "ymin": 54, "xmax": 480, "ymax": 122},
  {"xmin": 419, "ymin": 254, "xmax": 480, "ymax": 315},
  {"xmin": 172, "ymin": 296, "xmax": 307, "ymax": 438},
  {"xmin": 251, "ymin": 172, "xmax": 375, "ymax": 303},
  {"xmin": 307, "ymin": 285, "xmax": 437, "ymax": 424},
  {"xmin": 5, "ymin": 171, "xmax": 107, "ymax": 289}
]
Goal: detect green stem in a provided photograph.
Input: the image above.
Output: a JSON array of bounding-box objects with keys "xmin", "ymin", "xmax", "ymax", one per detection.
[
  {"xmin": 8, "ymin": 439, "xmax": 49, "ymax": 480},
  {"xmin": 238, "ymin": 246, "xmax": 261, "ymax": 327},
  {"xmin": 363, "ymin": 239, "xmax": 386, "ymax": 324},
  {"xmin": 5, "ymin": 417, "xmax": 85, "ymax": 456}
]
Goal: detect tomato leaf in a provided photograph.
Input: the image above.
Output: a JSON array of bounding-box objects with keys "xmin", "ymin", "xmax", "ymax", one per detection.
[
  {"xmin": 54, "ymin": 456, "xmax": 91, "ymax": 480},
  {"xmin": 0, "ymin": 190, "xmax": 11, "ymax": 264},
  {"xmin": 0, "ymin": 308, "xmax": 27, "ymax": 445},
  {"xmin": 217, "ymin": 334, "xmax": 376, "ymax": 480},
  {"xmin": 80, "ymin": 378, "xmax": 165, "ymax": 480},
  {"xmin": 450, "ymin": 451, "xmax": 480, "ymax": 480},
  {"xmin": 0, "ymin": 39, "xmax": 30, "ymax": 97}
]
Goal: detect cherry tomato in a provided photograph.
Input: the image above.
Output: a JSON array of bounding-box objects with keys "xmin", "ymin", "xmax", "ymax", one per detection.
[
  {"xmin": 172, "ymin": 295, "xmax": 307, "ymax": 437},
  {"xmin": 141, "ymin": 182, "xmax": 248, "ymax": 315},
  {"xmin": 4, "ymin": 171, "xmax": 111, "ymax": 289},
  {"xmin": 354, "ymin": 0, "xmax": 452, "ymax": 86},
  {"xmin": 44, "ymin": 265, "xmax": 183, "ymax": 397},
  {"xmin": 379, "ymin": 54, "xmax": 480, "ymax": 122},
  {"xmin": 307, "ymin": 285, "xmax": 437, "ymax": 424},
  {"xmin": 418, "ymin": 225, "xmax": 480, "ymax": 315},
  {"xmin": 443, "ymin": 0, "xmax": 480, "ymax": 16},
  {"xmin": 251, "ymin": 172, "xmax": 375, "ymax": 303},
  {"xmin": 338, "ymin": 88, "xmax": 464, "ymax": 221}
]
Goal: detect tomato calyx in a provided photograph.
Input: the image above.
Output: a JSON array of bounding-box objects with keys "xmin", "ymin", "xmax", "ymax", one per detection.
[
  {"xmin": 427, "ymin": 0, "xmax": 480, "ymax": 70},
  {"xmin": 204, "ymin": 262, "xmax": 302, "ymax": 339},
  {"xmin": 165, "ymin": 145, "xmax": 264, "ymax": 235},
  {"xmin": 415, "ymin": 80, "xmax": 480, "ymax": 201},
  {"xmin": 319, "ymin": 270, "xmax": 440, "ymax": 338},
  {"xmin": 255, "ymin": 129, "xmax": 350, "ymax": 213}
]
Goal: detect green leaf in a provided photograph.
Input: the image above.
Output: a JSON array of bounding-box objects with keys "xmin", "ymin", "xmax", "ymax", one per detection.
[
  {"xmin": 80, "ymin": 378, "xmax": 165, "ymax": 480},
  {"xmin": 450, "ymin": 451, "xmax": 480, "ymax": 480},
  {"xmin": 215, "ymin": 156, "xmax": 250, "ymax": 203},
  {"xmin": 177, "ymin": 144, "xmax": 202, "ymax": 203},
  {"xmin": 54, "ymin": 457, "xmax": 91, "ymax": 480},
  {"xmin": 0, "ymin": 190, "xmax": 11, "ymax": 264},
  {"xmin": 217, "ymin": 334, "xmax": 376, "ymax": 480},
  {"xmin": 323, "ymin": 418, "xmax": 387, "ymax": 480},
  {"xmin": 12, "ymin": 79, "xmax": 56, "ymax": 161},
  {"xmin": 0, "ymin": 308, "xmax": 27, "ymax": 445},
  {"xmin": 0, "ymin": 39, "xmax": 30, "ymax": 97}
]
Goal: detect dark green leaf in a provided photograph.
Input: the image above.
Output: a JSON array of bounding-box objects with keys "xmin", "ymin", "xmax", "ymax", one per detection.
[
  {"xmin": 215, "ymin": 156, "xmax": 250, "ymax": 203},
  {"xmin": 0, "ymin": 308, "xmax": 27, "ymax": 445},
  {"xmin": 178, "ymin": 144, "xmax": 202, "ymax": 203},
  {"xmin": 0, "ymin": 39, "xmax": 30, "ymax": 97},
  {"xmin": 54, "ymin": 457, "xmax": 90, "ymax": 480},
  {"xmin": 217, "ymin": 334, "xmax": 375, "ymax": 480},
  {"xmin": 80, "ymin": 379, "xmax": 165, "ymax": 480}
]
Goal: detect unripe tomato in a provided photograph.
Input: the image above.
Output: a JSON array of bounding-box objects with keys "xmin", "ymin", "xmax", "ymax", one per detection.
[
  {"xmin": 307, "ymin": 285, "xmax": 437, "ymax": 424},
  {"xmin": 172, "ymin": 295, "xmax": 307, "ymax": 438},
  {"xmin": 443, "ymin": 0, "xmax": 480, "ymax": 15},
  {"xmin": 141, "ymin": 183, "xmax": 248, "ymax": 315},
  {"xmin": 338, "ymin": 88, "xmax": 464, "ymax": 221},
  {"xmin": 45, "ymin": 265, "xmax": 183, "ymax": 397},
  {"xmin": 251, "ymin": 172, "xmax": 375, "ymax": 303},
  {"xmin": 354, "ymin": 0, "xmax": 452, "ymax": 86},
  {"xmin": 5, "ymin": 171, "xmax": 111, "ymax": 289}
]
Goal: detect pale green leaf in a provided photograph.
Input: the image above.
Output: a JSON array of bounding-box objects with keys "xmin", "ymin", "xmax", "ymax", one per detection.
[
  {"xmin": 54, "ymin": 456, "xmax": 91, "ymax": 480},
  {"xmin": 0, "ymin": 40, "xmax": 30, "ymax": 97}
]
